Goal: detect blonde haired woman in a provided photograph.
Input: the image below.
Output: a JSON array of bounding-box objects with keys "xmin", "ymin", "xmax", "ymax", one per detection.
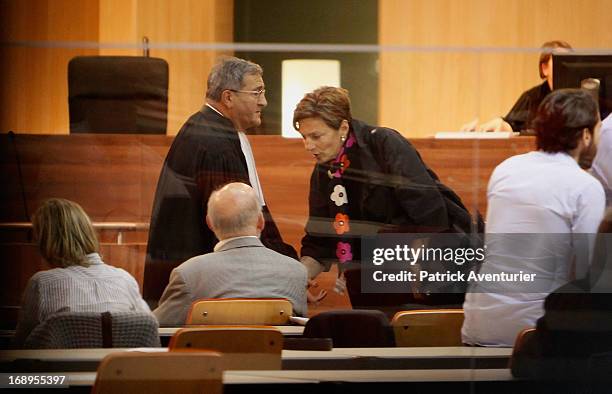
[{"xmin": 13, "ymin": 198, "xmax": 150, "ymax": 347}]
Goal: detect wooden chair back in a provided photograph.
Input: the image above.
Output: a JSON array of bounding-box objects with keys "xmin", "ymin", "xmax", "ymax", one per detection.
[
  {"xmin": 92, "ymin": 351, "xmax": 222, "ymax": 394},
  {"xmin": 169, "ymin": 326, "xmax": 283, "ymax": 370},
  {"xmin": 391, "ymin": 309, "xmax": 464, "ymax": 347},
  {"xmin": 512, "ymin": 327, "xmax": 536, "ymax": 353},
  {"xmin": 509, "ymin": 327, "xmax": 537, "ymax": 375},
  {"xmin": 186, "ymin": 298, "xmax": 292, "ymax": 325}
]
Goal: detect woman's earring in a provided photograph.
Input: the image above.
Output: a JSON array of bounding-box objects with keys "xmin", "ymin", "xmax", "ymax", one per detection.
[{"xmin": 341, "ymin": 135, "xmax": 346, "ymax": 142}]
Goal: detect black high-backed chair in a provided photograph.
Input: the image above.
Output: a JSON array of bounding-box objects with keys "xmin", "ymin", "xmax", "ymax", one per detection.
[
  {"xmin": 303, "ymin": 309, "xmax": 395, "ymax": 347},
  {"xmin": 68, "ymin": 56, "xmax": 168, "ymax": 134}
]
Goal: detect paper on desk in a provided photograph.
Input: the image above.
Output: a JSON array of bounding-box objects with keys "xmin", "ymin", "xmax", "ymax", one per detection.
[
  {"xmin": 127, "ymin": 347, "xmax": 169, "ymax": 352},
  {"xmin": 434, "ymin": 131, "xmax": 516, "ymax": 139},
  {"xmin": 289, "ymin": 316, "xmax": 309, "ymax": 326}
]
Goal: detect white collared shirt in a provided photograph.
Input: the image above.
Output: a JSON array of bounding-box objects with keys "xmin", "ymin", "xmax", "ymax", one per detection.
[
  {"xmin": 214, "ymin": 235, "xmax": 260, "ymax": 252},
  {"xmin": 462, "ymin": 150, "xmax": 605, "ymax": 346}
]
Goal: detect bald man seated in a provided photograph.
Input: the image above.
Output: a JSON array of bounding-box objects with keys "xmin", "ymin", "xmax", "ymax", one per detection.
[{"xmin": 153, "ymin": 183, "xmax": 307, "ymax": 326}]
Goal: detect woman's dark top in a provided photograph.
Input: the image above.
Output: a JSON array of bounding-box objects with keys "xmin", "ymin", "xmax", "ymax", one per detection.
[{"xmin": 300, "ymin": 119, "xmax": 478, "ymax": 270}]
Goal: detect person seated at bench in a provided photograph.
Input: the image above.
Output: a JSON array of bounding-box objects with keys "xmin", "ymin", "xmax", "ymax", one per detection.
[
  {"xmin": 13, "ymin": 198, "xmax": 151, "ymax": 347},
  {"xmin": 461, "ymin": 40, "xmax": 572, "ymax": 133},
  {"xmin": 462, "ymin": 89, "xmax": 605, "ymax": 347},
  {"xmin": 153, "ymin": 183, "xmax": 307, "ymax": 326},
  {"xmin": 511, "ymin": 209, "xmax": 612, "ymax": 382}
]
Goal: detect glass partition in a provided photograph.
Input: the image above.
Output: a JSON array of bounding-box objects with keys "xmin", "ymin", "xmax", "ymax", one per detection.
[{"xmin": 1, "ymin": 1, "xmax": 612, "ymax": 389}]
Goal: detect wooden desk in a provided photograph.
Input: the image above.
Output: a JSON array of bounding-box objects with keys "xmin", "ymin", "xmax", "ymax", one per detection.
[
  {"xmin": 0, "ymin": 326, "xmax": 305, "ymax": 350},
  {"xmin": 0, "ymin": 134, "xmax": 536, "ymax": 316},
  {"xmin": 0, "ymin": 348, "xmax": 355, "ymax": 373},
  {"xmin": 27, "ymin": 369, "xmax": 531, "ymax": 394},
  {"xmin": 63, "ymin": 368, "xmax": 514, "ymax": 386},
  {"xmin": 0, "ymin": 346, "xmax": 513, "ymax": 372},
  {"xmin": 19, "ymin": 368, "xmax": 598, "ymax": 394},
  {"xmin": 158, "ymin": 326, "xmax": 306, "ymax": 347},
  {"xmin": 158, "ymin": 325, "xmax": 304, "ymax": 338}
]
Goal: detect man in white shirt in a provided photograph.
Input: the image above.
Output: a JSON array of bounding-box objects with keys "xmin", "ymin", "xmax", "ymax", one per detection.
[
  {"xmin": 153, "ymin": 183, "xmax": 308, "ymax": 326},
  {"xmin": 592, "ymin": 113, "xmax": 612, "ymax": 206},
  {"xmin": 462, "ymin": 89, "xmax": 606, "ymax": 347}
]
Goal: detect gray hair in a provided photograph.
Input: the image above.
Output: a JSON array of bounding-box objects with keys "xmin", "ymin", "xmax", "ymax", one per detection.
[
  {"xmin": 207, "ymin": 183, "xmax": 262, "ymax": 238},
  {"xmin": 206, "ymin": 57, "xmax": 263, "ymax": 101}
]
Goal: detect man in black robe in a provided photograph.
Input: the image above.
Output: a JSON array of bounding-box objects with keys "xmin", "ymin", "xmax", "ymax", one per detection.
[
  {"xmin": 461, "ymin": 40, "xmax": 572, "ymax": 133},
  {"xmin": 144, "ymin": 57, "xmax": 296, "ymax": 306}
]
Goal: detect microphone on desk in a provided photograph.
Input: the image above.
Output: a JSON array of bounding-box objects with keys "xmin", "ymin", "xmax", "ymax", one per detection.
[
  {"xmin": 8, "ymin": 131, "xmax": 31, "ymax": 235},
  {"xmin": 142, "ymin": 36, "xmax": 150, "ymax": 57}
]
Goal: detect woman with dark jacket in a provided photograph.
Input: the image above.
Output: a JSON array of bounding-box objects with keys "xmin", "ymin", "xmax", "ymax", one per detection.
[{"xmin": 293, "ymin": 87, "xmax": 479, "ymax": 306}]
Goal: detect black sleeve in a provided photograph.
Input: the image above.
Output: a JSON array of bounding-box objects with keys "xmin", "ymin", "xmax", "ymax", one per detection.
[
  {"xmin": 146, "ymin": 142, "xmax": 244, "ymax": 263},
  {"xmin": 196, "ymin": 147, "xmax": 250, "ymax": 198},
  {"xmin": 503, "ymin": 90, "xmax": 533, "ymax": 132},
  {"xmin": 371, "ymin": 128, "xmax": 449, "ymax": 231},
  {"xmin": 195, "ymin": 148, "xmax": 251, "ymax": 251}
]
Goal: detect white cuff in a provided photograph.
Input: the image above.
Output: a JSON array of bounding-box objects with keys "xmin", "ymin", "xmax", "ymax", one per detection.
[{"xmin": 300, "ymin": 256, "xmax": 324, "ymax": 279}]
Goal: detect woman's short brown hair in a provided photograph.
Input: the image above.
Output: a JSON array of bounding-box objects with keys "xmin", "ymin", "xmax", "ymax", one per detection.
[
  {"xmin": 539, "ymin": 40, "xmax": 573, "ymax": 79},
  {"xmin": 293, "ymin": 86, "xmax": 352, "ymax": 131},
  {"xmin": 32, "ymin": 198, "xmax": 99, "ymax": 268}
]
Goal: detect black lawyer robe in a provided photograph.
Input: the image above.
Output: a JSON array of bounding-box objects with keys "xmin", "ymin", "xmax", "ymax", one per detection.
[
  {"xmin": 503, "ymin": 81, "xmax": 551, "ymax": 133},
  {"xmin": 144, "ymin": 106, "xmax": 297, "ymax": 303}
]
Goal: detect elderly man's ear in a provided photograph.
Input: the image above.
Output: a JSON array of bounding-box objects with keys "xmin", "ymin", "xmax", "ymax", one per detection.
[
  {"xmin": 256, "ymin": 212, "xmax": 265, "ymax": 234},
  {"xmin": 220, "ymin": 90, "xmax": 234, "ymax": 108},
  {"xmin": 206, "ymin": 215, "xmax": 214, "ymax": 232}
]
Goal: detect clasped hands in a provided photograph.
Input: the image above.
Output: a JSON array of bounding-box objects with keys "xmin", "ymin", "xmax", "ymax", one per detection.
[{"xmin": 460, "ymin": 117, "xmax": 513, "ymax": 132}]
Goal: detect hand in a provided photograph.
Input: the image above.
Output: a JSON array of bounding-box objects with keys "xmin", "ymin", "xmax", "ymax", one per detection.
[
  {"xmin": 307, "ymin": 288, "xmax": 327, "ymax": 304},
  {"xmin": 307, "ymin": 279, "xmax": 318, "ymax": 289},
  {"xmin": 300, "ymin": 255, "xmax": 324, "ymax": 280},
  {"xmin": 477, "ymin": 117, "xmax": 513, "ymax": 132},
  {"xmin": 459, "ymin": 117, "xmax": 479, "ymax": 132}
]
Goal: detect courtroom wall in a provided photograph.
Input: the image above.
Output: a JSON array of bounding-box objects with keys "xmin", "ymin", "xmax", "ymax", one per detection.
[
  {"xmin": 379, "ymin": 0, "xmax": 612, "ymax": 137},
  {"xmin": 2, "ymin": 0, "xmax": 611, "ymax": 136},
  {"xmin": 0, "ymin": 0, "xmax": 233, "ymax": 135},
  {"xmin": 0, "ymin": 0, "xmax": 99, "ymax": 134}
]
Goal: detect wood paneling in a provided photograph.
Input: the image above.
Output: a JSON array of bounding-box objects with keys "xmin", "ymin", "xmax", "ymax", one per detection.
[
  {"xmin": 1, "ymin": 0, "xmax": 233, "ymax": 135},
  {"xmin": 0, "ymin": 134, "xmax": 169, "ymax": 223},
  {"xmin": 0, "ymin": 243, "xmax": 146, "ymax": 306},
  {"xmin": 0, "ymin": 0, "xmax": 99, "ymax": 134},
  {"xmin": 107, "ymin": 0, "xmax": 233, "ymax": 135},
  {"xmin": 0, "ymin": 133, "xmax": 535, "ymax": 318},
  {"xmin": 98, "ymin": 0, "xmax": 139, "ymax": 56},
  {"xmin": 4, "ymin": 1, "xmax": 610, "ymax": 136},
  {"xmin": 0, "ymin": 133, "xmax": 536, "ymax": 247},
  {"xmin": 379, "ymin": 0, "xmax": 612, "ymax": 138}
]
